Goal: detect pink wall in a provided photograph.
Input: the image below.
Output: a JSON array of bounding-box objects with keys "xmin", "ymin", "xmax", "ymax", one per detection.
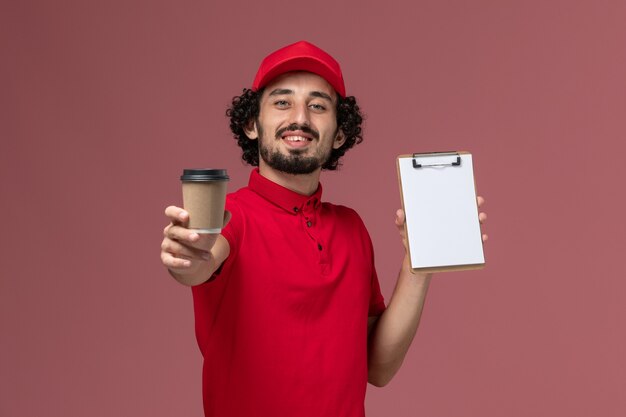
[{"xmin": 2, "ymin": 1, "xmax": 625, "ymax": 416}]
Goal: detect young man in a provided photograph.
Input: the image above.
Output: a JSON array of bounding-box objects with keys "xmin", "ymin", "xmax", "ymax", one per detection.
[{"xmin": 160, "ymin": 41, "xmax": 487, "ymax": 416}]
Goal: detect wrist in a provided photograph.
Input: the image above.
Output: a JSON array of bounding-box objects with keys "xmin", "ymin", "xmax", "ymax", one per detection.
[{"xmin": 400, "ymin": 255, "xmax": 433, "ymax": 284}]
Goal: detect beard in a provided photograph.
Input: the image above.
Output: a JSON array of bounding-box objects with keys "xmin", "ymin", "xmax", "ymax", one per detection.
[{"xmin": 257, "ymin": 123, "xmax": 331, "ymax": 175}]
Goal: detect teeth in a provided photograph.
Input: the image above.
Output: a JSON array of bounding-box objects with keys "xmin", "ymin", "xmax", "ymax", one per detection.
[{"xmin": 284, "ymin": 136, "xmax": 309, "ymax": 142}]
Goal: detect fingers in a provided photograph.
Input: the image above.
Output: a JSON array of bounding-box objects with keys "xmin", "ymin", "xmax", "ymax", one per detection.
[
  {"xmin": 164, "ymin": 224, "xmax": 219, "ymax": 251},
  {"xmin": 394, "ymin": 209, "xmax": 410, "ymax": 253},
  {"xmin": 164, "ymin": 206, "xmax": 189, "ymax": 227},
  {"xmin": 164, "ymin": 224, "xmax": 200, "ymax": 244},
  {"xmin": 161, "ymin": 205, "xmax": 228, "ymax": 278},
  {"xmin": 160, "ymin": 235, "xmax": 214, "ymax": 272},
  {"xmin": 162, "ymin": 205, "xmax": 194, "ymax": 272},
  {"xmin": 395, "ymin": 209, "xmax": 405, "ymax": 227},
  {"xmin": 477, "ymin": 197, "xmax": 488, "ymax": 242},
  {"xmin": 161, "ymin": 238, "xmax": 210, "ymax": 261},
  {"xmin": 161, "ymin": 251, "xmax": 192, "ymax": 269}
]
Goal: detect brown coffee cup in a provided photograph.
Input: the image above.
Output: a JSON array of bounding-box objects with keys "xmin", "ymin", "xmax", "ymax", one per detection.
[{"xmin": 180, "ymin": 169, "xmax": 229, "ymax": 233}]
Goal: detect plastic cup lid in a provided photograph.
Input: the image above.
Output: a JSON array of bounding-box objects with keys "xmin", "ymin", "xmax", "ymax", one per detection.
[{"xmin": 180, "ymin": 169, "xmax": 230, "ymax": 181}]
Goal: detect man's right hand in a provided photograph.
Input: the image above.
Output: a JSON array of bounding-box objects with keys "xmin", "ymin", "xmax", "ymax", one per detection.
[{"xmin": 160, "ymin": 206, "xmax": 231, "ymax": 286}]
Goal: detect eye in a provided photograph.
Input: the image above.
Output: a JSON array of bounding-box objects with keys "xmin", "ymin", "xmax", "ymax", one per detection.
[
  {"xmin": 309, "ymin": 103, "xmax": 326, "ymax": 111},
  {"xmin": 274, "ymin": 100, "xmax": 290, "ymax": 108}
]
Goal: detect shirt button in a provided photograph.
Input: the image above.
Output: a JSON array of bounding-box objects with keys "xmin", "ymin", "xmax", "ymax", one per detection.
[
  {"xmin": 307, "ymin": 221, "xmax": 312, "ymax": 227},
  {"xmin": 293, "ymin": 207, "xmax": 299, "ymax": 213},
  {"xmin": 317, "ymin": 243, "xmax": 322, "ymax": 251}
]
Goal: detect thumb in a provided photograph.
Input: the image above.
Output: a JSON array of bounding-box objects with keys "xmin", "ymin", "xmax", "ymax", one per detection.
[
  {"xmin": 395, "ymin": 209, "xmax": 406, "ymax": 228},
  {"xmin": 395, "ymin": 209, "xmax": 409, "ymax": 253}
]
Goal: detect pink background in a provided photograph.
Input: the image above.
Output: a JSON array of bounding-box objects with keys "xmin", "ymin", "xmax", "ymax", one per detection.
[{"xmin": 2, "ymin": 0, "xmax": 625, "ymax": 416}]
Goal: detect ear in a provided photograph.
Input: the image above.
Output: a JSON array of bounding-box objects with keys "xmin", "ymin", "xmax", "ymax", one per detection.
[
  {"xmin": 333, "ymin": 129, "xmax": 346, "ymax": 149},
  {"xmin": 244, "ymin": 119, "xmax": 258, "ymax": 140}
]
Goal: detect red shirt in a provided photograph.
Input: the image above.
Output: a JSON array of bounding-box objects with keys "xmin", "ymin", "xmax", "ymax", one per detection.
[{"xmin": 192, "ymin": 169, "xmax": 386, "ymax": 417}]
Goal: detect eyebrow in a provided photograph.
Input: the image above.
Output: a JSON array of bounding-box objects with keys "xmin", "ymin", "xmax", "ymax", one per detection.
[
  {"xmin": 309, "ymin": 91, "xmax": 333, "ymax": 101},
  {"xmin": 267, "ymin": 89, "xmax": 333, "ymax": 102},
  {"xmin": 268, "ymin": 88, "xmax": 293, "ymax": 96}
]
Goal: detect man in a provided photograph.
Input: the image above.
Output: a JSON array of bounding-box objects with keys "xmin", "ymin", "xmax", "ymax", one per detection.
[{"xmin": 160, "ymin": 41, "xmax": 487, "ymax": 416}]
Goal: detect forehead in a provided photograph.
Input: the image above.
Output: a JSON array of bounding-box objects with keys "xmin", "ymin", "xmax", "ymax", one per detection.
[{"xmin": 261, "ymin": 71, "xmax": 337, "ymax": 102}]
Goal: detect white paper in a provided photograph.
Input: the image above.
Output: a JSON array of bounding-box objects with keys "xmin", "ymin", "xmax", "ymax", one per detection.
[{"xmin": 398, "ymin": 153, "xmax": 485, "ymax": 270}]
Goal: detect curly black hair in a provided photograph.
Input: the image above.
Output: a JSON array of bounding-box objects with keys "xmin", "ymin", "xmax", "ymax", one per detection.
[{"xmin": 226, "ymin": 88, "xmax": 364, "ymax": 170}]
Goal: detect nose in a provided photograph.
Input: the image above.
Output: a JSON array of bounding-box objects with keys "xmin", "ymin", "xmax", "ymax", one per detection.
[{"xmin": 289, "ymin": 101, "xmax": 311, "ymax": 126}]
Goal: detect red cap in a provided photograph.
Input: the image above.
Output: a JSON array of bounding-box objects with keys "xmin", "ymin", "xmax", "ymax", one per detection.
[{"xmin": 252, "ymin": 41, "xmax": 346, "ymax": 97}]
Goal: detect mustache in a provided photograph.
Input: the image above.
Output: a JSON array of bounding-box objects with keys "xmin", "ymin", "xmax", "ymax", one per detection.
[{"xmin": 275, "ymin": 124, "xmax": 319, "ymax": 140}]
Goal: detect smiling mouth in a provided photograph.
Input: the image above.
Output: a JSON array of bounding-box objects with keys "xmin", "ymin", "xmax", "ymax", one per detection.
[
  {"xmin": 282, "ymin": 135, "xmax": 312, "ymax": 143},
  {"xmin": 276, "ymin": 124, "xmax": 319, "ymax": 142}
]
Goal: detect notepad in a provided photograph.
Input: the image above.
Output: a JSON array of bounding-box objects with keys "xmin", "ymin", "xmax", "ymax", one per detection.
[{"xmin": 397, "ymin": 152, "xmax": 485, "ymax": 273}]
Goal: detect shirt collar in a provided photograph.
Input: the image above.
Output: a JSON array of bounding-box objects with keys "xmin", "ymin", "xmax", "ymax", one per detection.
[{"xmin": 248, "ymin": 168, "xmax": 323, "ymax": 214}]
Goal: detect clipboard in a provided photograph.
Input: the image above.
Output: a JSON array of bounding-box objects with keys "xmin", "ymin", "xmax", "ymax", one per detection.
[{"xmin": 397, "ymin": 151, "xmax": 485, "ymax": 273}]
